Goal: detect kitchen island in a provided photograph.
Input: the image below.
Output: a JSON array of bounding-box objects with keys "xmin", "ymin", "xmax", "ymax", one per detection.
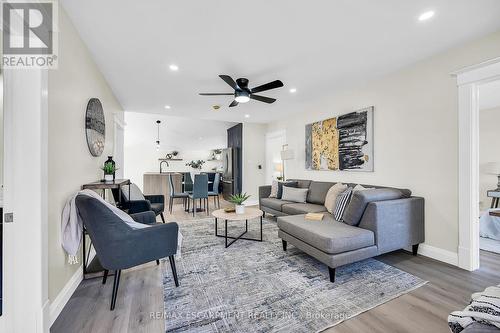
[{"xmin": 143, "ymin": 172, "xmax": 183, "ymax": 207}]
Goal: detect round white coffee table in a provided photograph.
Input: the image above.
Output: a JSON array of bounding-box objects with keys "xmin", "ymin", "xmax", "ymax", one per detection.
[{"xmin": 212, "ymin": 208, "xmax": 264, "ymax": 248}]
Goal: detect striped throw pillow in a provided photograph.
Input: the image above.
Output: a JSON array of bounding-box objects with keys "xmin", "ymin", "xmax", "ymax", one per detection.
[{"xmin": 333, "ymin": 187, "xmax": 353, "ymax": 221}]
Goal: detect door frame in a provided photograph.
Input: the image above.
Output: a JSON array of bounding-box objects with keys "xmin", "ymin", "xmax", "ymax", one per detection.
[
  {"xmin": 0, "ymin": 68, "xmax": 49, "ymax": 332},
  {"xmin": 453, "ymin": 57, "xmax": 500, "ymax": 271}
]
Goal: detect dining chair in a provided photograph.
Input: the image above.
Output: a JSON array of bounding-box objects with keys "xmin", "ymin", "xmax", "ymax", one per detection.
[
  {"xmin": 182, "ymin": 172, "xmax": 193, "ymax": 192},
  {"xmin": 188, "ymin": 174, "xmax": 209, "ymax": 217},
  {"xmin": 169, "ymin": 174, "xmax": 188, "ymax": 214},
  {"xmin": 208, "ymin": 173, "xmax": 221, "ymax": 209}
]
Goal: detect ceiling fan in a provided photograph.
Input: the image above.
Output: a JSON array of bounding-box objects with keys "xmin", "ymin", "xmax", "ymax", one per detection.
[{"xmin": 199, "ymin": 75, "xmax": 284, "ymax": 107}]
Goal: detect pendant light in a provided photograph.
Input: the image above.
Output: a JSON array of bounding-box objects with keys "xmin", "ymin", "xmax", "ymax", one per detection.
[{"xmin": 155, "ymin": 120, "xmax": 161, "ymax": 151}]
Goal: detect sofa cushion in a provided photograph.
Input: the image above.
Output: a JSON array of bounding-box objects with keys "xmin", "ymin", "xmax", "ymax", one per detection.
[
  {"xmin": 282, "ymin": 203, "xmax": 327, "ymax": 215},
  {"xmin": 277, "ymin": 214, "xmax": 375, "ymax": 254},
  {"xmin": 324, "ymin": 183, "xmax": 347, "ymax": 213},
  {"xmin": 260, "ymin": 197, "xmax": 293, "ymax": 211},
  {"xmin": 281, "ymin": 186, "xmax": 308, "ymax": 203},
  {"xmin": 342, "ymin": 188, "xmax": 404, "ymax": 226},
  {"xmin": 307, "ymin": 181, "xmax": 336, "ymax": 204},
  {"xmin": 287, "ymin": 179, "xmax": 312, "ymax": 189},
  {"xmin": 277, "ymin": 181, "xmax": 298, "ymax": 199}
]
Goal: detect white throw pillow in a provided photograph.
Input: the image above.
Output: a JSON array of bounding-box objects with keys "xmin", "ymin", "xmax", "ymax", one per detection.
[
  {"xmin": 324, "ymin": 183, "xmax": 347, "ymax": 213},
  {"xmin": 269, "ymin": 180, "xmax": 278, "ymax": 198},
  {"xmin": 353, "ymin": 184, "xmax": 373, "ymax": 192},
  {"xmin": 281, "ymin": 186, "xmax": 308, "ymax": 203}
]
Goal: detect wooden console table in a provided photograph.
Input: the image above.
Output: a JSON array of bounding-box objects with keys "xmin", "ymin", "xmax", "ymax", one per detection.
[{"xmin": 80, "ymin": 179, "xmax": 131, "ymax": 279}]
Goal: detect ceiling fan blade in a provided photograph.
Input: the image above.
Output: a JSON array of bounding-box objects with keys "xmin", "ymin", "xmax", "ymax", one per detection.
[
  {"xmin": 219, "ymin": 75, "xmax": 238, "ymax": 90},
  {"xmin": 199, "ymin": 93, "xmax": 234, "ymax": 96},
  {"xmin": 250, "ymin": 80, "xmax": 284, "ymax": 94},
  {"xmin": 229, "ymin": 100, "xmax": 239, "ymax": 107},
  {"xmin": 250, "ymin": 94, "xmax": 276, "ymax": 104}
]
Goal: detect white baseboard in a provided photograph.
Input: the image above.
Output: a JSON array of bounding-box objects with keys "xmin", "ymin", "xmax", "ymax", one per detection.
[
  {"xmin": 49, "ymin": 265, "xmax": 83, "ymax": 327},
  {"xmin": 417, "ymin": 244, "xmax": 458, "ymax": 266}
]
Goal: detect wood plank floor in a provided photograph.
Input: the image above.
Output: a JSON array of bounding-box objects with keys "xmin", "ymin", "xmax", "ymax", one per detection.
[{"xmin": 51, "ymin": 200, "xmax": 500, "ymax": 333}]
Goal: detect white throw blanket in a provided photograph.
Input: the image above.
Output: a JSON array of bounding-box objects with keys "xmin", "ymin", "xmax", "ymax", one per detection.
[
  {"xmin": 480, "ymin": 209, "xmax": 500, "ymax": 241},
  {"xmin": 61, "ymin": 189, "xmax": 182, "ymax": 264},
  {"xmin": 448, "ymin": 285, "xmax": 500, "ymax": 333}
]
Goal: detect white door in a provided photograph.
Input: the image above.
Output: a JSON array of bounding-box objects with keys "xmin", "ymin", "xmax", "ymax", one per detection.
[
  {"xmin": 265, "ymin": 131, "xmax": 286, "ymax": 184},
  {"xmin": 0, "ymin": 69, "xmax": 49, "ymax": 332}
]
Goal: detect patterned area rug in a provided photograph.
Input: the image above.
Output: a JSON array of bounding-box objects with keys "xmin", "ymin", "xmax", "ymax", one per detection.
[{"xmin": 162, "ymin": 217, "xmax": 426, "ymax": 332}]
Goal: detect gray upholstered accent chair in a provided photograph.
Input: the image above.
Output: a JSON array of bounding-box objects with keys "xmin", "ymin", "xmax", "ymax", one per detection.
[
  {"xmin": 75, "ymin": 195, "xmax": 179, "ymax": 310},
  {"xmin": 121, "ymin": 183, "xmax": 166, "ymax": 223},
  {"xmin": 168, "ymin": 174, "xmax": 188, "ymax": 214},
  {"xmin": 182, "ymin": 172, "xmax": 193, "ymax": 192},
  {"xmin": 208, "ymin": 173, "xmax": 221, "ymax": 209},
  {"xmin": 188, "ymin": 174, "xmax": 209, "ymax": 217}
]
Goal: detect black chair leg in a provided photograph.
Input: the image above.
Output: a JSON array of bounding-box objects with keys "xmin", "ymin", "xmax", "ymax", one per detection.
[
  {"xmin": 169, "ymin": 197, "xmax": 173, "ymax": 214},
  {"xmin": 412, "ymin": 244, "xmax": 419, "ymax": 256},
  {"xmin": 193, "ymin": 199, "xmax": 196, "ymax": 217},
  {"xmin": 160, "ymin": 212, "xmax": 166, "ymax": 223},
  {"xmin": 156, "ymin": 259, "xmax": 160, "ymax": 265},
  {"xmin": 110, "ymin": 270, "xmax": 121, "ymax": 310},
  {"xmin": 328, "ymin": 266, "xmax": 336, "ymax": 283},
  {"xmin": 217, "ymin": 195, "xmax": 220, "ymax": 208},
  {"xmin": 282, "ymin": 239, "xmax": 287, "ymax": 251},
  {"xmin": 102, "ymin": 269, "xmax": 109, "ymax": 284},
  {"xmin": 169, "ymin": 255, "xmax": 179, "ymax": 287},
  {"xmin": 206, "ymin": 198, "xmax": 209, "ymax": 215}
]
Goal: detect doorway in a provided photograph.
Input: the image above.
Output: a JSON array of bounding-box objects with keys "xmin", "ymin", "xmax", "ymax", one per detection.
[
  {"xmin": 455, "ymin": 57, "xmax": 500, "ymax": 271},
  {"xmin": 477, "ymin": 80, "xmax": 500, "ymax": 257},
  {"xmin": 265, "ymin": 130, "xmax": 286, "ymax": 184}
]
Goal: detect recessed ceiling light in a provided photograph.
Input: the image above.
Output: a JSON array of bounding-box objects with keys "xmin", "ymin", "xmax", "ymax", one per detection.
[
  {"xmin": 289, "ymin": 88, "xmax": 297, "ymax": 93},
  {"xmin": 164, "ymin": 105, "xmax": 171, "ymax": 109},
  {"xmin": 244, "ymin": 114, "xmax": 250, "ymax": 118},
  {"xmin": 418, "ymin": 11, "xmax": 435, "ymax": 21},
  {"xmin": 169, "ymin": 64, "xmax": 179, "ymax": 71}
]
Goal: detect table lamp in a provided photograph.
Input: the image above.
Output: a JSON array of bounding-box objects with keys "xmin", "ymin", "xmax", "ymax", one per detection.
[{"xmin": 280, "ymin": 144, "xmax": 295, "ymax": 181}]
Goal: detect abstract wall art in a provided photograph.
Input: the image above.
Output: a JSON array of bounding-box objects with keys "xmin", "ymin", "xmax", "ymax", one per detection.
[{"xmin": 305, "ymin": 106, "xmax": 374, "ymax": 171}]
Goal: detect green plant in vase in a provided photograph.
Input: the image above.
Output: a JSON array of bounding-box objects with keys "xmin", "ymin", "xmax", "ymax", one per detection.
[
  {"xmin": 101, "ymin": 162, "xmax": 118, "ymax": 182},
  {"xmin": 228, "ymin": 192, "xmax": 250, "ymax": 214}
]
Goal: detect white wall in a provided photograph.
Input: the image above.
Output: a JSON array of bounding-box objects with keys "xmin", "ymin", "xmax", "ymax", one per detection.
[
  {"xmin": 242, "ymin": 123, "xmax": 267, "ymax": 205},
  {"xmin": 124, "ymin": 112, "xmax": 235, "ymax": 190},
  {"xmin": 47, "ymin": 3, "xmax": 124, "ymax": 316},
  {"xmin": 267, "ymin": 30, "xmax": 500, "ymax": 255},
  {"xmin": 479, "ymin": 106, "xmax": 500, "ymax": 211}
]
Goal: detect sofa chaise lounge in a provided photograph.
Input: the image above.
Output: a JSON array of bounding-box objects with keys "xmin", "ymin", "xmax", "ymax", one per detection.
[{"xmin": 259, "ymin": 179, "xmax": 424, "ymax": 282}]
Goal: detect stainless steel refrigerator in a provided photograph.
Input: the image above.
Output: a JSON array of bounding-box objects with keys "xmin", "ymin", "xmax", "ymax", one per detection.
[{"xmin": 221, "ymin": 147, "xmax": 240, "ymax": 199}]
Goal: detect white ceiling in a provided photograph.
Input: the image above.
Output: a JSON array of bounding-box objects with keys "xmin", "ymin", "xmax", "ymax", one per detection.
[
  {"xmin": 61, "ymin": 0, "xmax": 500, "ymax": 123},
  {"xmin": 479, "ymin": 80, "xmax": 500, "ymax": 110},
  {"xmin": 124, "ymin": 112, "xmax": 235, "ymax": 152}
]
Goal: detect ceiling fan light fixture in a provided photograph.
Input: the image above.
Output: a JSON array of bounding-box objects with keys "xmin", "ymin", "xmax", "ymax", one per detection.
[
  {"xmin": 235, "ymin": 95, "xmax": 250, "ymax": 103},
  {"xmin": 235, "ymin": 91, "xmax": 250, "ymax": 103}
]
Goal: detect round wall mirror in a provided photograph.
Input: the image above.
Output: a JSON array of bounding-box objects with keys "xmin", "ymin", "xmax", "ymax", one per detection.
[{"xmin": 85, "ymin": 98, "xmax": 105, "ymax": 157}]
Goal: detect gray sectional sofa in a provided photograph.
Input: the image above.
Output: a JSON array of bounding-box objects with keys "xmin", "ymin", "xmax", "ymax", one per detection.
[{"xmin": 259, "ymin": 179, "xmax": 424, "ymax": 282}]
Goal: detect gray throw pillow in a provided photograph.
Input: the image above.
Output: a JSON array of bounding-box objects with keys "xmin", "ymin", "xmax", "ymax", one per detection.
[
  {"xmin": 277, "ymin": 181, "xmax": 298, "ymax": 199},
  {"xmin": 281, "ymin": 186, "xmax": 308, "ymax": 203},
  {"xmin": 342, "ymin": 188, "xmax": 404, "ymax": 226}
]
